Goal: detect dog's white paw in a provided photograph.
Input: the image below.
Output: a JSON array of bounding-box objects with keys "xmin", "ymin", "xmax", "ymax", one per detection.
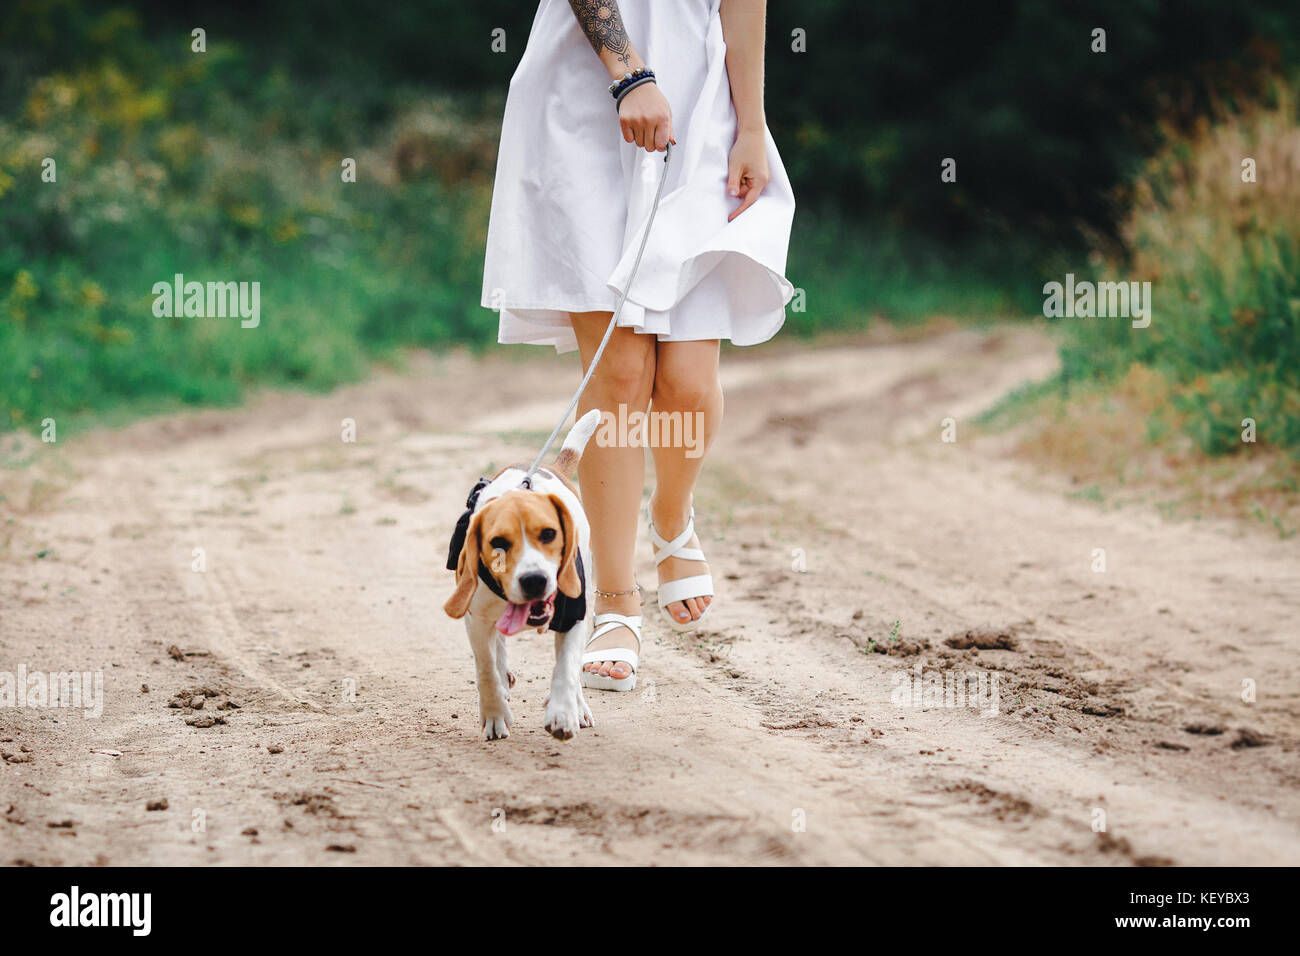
[
  {"xmin": 481, "ymin": 706, "xmax": 513, "ymax": 741},
  {"xmin": 543, "ymin": 698, "xmax": 581, "ymax": 741}
]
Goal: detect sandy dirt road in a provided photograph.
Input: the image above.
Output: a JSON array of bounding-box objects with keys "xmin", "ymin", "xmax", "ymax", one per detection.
[{"xmin": 2, "ymin": 325, "xmax": 1297, "ymax": 866}]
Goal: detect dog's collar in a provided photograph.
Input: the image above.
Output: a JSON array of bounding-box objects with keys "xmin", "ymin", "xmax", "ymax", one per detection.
[
  {"xmin": 477, "ymin": 558, "xmax": 507, "ymax": 599},
  {"xmin": 447, "ymin": 477, "xmax": 587, "ymax": 633}
]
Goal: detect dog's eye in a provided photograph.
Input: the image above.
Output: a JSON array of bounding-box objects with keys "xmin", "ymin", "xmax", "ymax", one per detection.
[
  {"xmin": 539, "ymin": 528, "xmax": 557, "ymax": 544},
  {"xmin": 489, "ymin": 536, "xmax": 511, "ymax": 551}
]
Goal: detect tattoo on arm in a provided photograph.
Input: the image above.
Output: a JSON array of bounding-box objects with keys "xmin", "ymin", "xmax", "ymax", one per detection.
[{"xmin": 567, "ymin": 0, "xmax": 632, "ymax": 67}]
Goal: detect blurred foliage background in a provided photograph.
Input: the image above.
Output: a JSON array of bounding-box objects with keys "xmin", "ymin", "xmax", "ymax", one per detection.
[{"xmin": 1, "ymin": 0, "xmax": 1298, "ymax": 464}]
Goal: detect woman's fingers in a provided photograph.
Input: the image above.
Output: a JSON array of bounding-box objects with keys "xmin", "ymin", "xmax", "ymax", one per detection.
[
  {"xmin": 725, "ymin": 129, "xmax": 771, "ymax": 219},
  {"xmin": 618, "ymin": 84, "xmax": 673, "ymax": 152},
  {"xmin": 728, "ymin": 173, "xmax": 768, "ymax": 221},
  {"xmin": 727, "ymin": 162, "xmax": 743, "ymax": 198},
  {"xmin": 629, "ymin": 118, "xmax": 670, "ymax": 152},
  {"xmin": 653, "ymin": 121, "xmax": 671, "ymax": 152}
]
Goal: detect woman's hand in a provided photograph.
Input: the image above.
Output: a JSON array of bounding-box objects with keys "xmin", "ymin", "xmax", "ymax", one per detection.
[
  {"xmin": 619, "ymin": 83, "xmax": 675, "ymax": 152},
  {"xmin": 726, "ymin": 127, "xmax": 769, "ymax": 221}
]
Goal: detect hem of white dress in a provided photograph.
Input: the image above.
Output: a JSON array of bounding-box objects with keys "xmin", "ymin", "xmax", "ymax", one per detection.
[
  {"xmin": 609, "ymin": 238, "xmax": 795, "ymax": 316},
  {"xmin": 495, "ymin": 319, "xmax": 787, "ymax": 355},
  {"xmin": 491, "ymin": 243, "xmax": 794, "ymax": 354},
  {"xmin": 493, "ymin": 307, "xmax": 788, "ymax": 355}
]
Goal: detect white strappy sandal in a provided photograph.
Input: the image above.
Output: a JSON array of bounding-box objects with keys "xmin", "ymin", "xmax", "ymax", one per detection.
[
  {"xmin": 581, "ymin": 613, "xmax": 643, "ymax": 693},
  {"xmin": 647, "ymin": 499, "xmax": 715, "ymax": 633}
]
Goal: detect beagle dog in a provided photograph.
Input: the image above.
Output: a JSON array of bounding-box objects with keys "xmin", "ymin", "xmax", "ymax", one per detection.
[{"xmin": 444, "ymin": 410, "xmax": 601, "ymax": 741}]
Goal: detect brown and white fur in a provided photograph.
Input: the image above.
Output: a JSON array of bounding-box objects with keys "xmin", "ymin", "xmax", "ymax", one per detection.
[{"xmin": 444, "ymin": 409, "xmax": 601, "ymax": 741}]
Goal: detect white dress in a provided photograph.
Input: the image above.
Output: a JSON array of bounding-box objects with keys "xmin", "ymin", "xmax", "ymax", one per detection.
[{"xmin": 481, "ymin": 0, "xmax": 795, "ymax": 353}]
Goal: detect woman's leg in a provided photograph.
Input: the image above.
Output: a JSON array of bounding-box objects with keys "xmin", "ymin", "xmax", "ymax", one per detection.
[
  {"xmin": 571, "ymin": 312, "xmax": 655, "ymax": 679},
  {"xmin": 649, "ymin": 339, "xmax": 722, "ymax": 624}
]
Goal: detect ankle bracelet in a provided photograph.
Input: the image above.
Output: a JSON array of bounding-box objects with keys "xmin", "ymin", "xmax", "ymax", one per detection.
[{"xmin": 594, "ymin": 583, "xmax": 642, "ymax": 598}]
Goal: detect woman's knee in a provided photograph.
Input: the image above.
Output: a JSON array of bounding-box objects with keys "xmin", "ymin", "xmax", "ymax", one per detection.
[
  {"xmin": 591, "ymin": 344, "xmax": 654, "ymax": 404},
  {"xmin": 652, "ymin": 361, "xmax": 718, "ymax": 412}
]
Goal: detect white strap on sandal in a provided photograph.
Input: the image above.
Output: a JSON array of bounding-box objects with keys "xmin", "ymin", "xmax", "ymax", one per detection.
[
  {"xmin": 581, "ymin": 613, "xmax": 642, "ymax": 693},
  {"xmin": 647, "ymin": 502, "xmax": 714, "ymax": 633}
]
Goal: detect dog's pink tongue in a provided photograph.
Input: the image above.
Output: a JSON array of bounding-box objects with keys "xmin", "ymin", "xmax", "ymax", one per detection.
[{"xmin": 496, "ymin": 602, "xmax": 530, "ymax": 636}]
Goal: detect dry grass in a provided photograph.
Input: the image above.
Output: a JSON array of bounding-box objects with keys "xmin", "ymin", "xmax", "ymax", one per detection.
[
  {"xmin": 1127, "ymin": 90, "xmax": 1300, "ymax": 278},
  {"xmin": 990, "ymin": 364, "xmax": 1298, "ymax": 535}
]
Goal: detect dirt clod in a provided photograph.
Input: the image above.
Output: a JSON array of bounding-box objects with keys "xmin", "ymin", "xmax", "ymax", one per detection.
[
  {"xmin": 1230, "ymin": 728, "xmax": 1269, "ymax": 750},
  {"xmin": 945, "ymin": 630, "xmax": 1017, "ymax": 651},
  {"xmin": 184, "ymin": 715, "xmax": 225, "ymax": 728}
]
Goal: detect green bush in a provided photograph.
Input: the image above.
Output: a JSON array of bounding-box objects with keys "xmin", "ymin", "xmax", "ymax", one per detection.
[{"xmin": 0, "ymin": 9, "xmax": 495, "ymax": 432}]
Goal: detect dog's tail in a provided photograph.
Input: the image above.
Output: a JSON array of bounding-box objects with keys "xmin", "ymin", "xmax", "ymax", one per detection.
[{"xmin": 552, "ymin": 408, "xmax": 603, "ymax": 480}]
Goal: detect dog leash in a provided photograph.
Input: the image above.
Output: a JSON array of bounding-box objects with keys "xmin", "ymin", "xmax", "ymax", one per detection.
[{"xmin": 520, "ymin": 142, "xmax": 674, "ymax": 489}]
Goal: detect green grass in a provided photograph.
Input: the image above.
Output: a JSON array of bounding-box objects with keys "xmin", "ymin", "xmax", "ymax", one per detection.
[{"xmin": 785, "ymin": 213, "xmax": 1047, "ymax": 332}]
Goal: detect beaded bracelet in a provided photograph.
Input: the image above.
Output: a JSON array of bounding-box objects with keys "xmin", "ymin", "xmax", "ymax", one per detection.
[
  {"xmin": 609, "ymin": 67, "xmax": 656, "ymax": 107},
  {"xmin": 608, "ymin": 66, "xmax": 654, "ymax": 97},
  {"xmin": 615, "ymin": 75, "xmax": 657, "ymax": 110}
]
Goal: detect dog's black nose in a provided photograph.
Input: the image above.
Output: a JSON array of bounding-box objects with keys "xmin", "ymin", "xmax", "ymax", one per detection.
[{"xmin": 519, "ymin": 573, "xmax": 548, "ymax": 599}]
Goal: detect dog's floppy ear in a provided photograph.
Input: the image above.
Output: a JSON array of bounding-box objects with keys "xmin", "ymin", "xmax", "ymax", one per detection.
[
  {"xmin": 444, "ymin": 509, "xmax": 483, "ymax": 618},
  {"xmin": 549, "ymin": 493, "xmax": 582, "ymax": 599}
]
